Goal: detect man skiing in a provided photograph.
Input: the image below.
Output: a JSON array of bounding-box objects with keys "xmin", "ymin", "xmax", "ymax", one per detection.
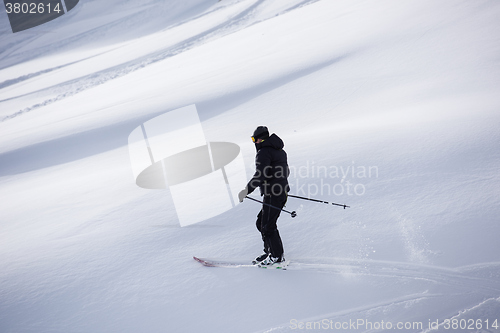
[{"xmin": 238, "ymin": 126, "xmax": 290, "ymax": 267}]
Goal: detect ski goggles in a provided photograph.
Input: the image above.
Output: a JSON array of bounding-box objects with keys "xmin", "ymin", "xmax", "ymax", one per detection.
[{"xmin": 251, "ymin": 136, "xmax": 265, "ymax": 143}]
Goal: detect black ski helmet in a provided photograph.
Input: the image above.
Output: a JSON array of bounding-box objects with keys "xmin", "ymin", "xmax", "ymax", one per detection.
[{"xmin": 252, "ymin": 126, "xmax": 269, "ymax": 141}]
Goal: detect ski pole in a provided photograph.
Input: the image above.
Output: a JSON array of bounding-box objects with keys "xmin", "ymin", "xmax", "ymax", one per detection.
[
  {"xmin": 288, "ymin": 194, "xmax": 350, "ymax": 209},
  {"xmin": 245, "ymin": 196, "xmax": 297, "ymax": 218}
]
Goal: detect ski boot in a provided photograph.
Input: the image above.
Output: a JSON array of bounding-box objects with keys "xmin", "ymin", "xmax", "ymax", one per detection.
[
  {"xmin": 252, "ymin": 252, "xmax": 269, "ymax": 265},
  {"xmin": 258, "ymin": 256, "xmax": 288, "ymax": 269}
]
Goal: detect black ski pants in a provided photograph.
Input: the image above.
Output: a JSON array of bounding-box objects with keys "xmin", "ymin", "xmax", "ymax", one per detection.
[{"xmin": 255, "ymin": 192, "xmax": 287, "ymax": 259}]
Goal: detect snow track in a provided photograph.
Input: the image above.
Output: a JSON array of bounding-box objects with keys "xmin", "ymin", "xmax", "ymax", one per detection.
[
  {"xmin": 0, "ymin": 0, "xmax": 323, "ymax": 121},
  {"xmin": 259, "ymin": 261, "xmax": 500, "ymax": 333}
]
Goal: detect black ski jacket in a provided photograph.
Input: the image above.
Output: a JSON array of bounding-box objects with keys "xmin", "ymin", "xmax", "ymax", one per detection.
[{"xmin": 247, "ymin": 133, "xmax": 290, "ymax": 196}]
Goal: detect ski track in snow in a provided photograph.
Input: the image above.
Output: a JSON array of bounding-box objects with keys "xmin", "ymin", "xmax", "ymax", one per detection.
[
  {"xmin": 0, "ymin": 0, "xmax": 321, "ymax": 122},
  {"xmin": 196, "ymin": 257, "xmax": 500, "ymax": 332},
  {"xmin": 198, "ymin": 257, "xmax": 500, "ymax": 294},
  {"xmin": 258, "ymin": 259, "xmax": 500, "ymax": 333},
  {"xmin": 261, "ymin": 296, "xmax": 500, "ymax": 333}
]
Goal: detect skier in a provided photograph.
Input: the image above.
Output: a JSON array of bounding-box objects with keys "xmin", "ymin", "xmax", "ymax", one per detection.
[{"xmin": 238, "ymin": 126, "xmax": 290, "ymax": 267}]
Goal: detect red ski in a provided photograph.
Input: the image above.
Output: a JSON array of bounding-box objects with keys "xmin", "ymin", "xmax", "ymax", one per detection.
[{"xmin": 193, "ymin": 256, "xmax": 288, "ymax": 269}]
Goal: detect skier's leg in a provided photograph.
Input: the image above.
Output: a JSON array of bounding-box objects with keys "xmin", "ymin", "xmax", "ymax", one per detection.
[
  {"xmin": 255, "ymin": 209, "xmax": 263, "ymax": 233},
  {"xmin": 261, "ymin": 193, "xmax": 286, "ymax": 259},
  {"xmin": 255, "ymin": 209, "xmax": 269, "ymax": 254},
  {"xmin": 267, "ymin": 229, "xmax": 284, "ymax": 259}
]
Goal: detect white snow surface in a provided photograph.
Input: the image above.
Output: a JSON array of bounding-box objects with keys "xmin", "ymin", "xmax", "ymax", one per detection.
[{"xmin": 1, "ymin": 0, "xmax": 500, "ymax": 332}]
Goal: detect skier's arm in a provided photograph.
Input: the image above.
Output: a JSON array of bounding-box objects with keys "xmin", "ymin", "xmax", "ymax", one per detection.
[{"xmin": 246, "ymin": 149, "xmax": 272, "ymax": 195}]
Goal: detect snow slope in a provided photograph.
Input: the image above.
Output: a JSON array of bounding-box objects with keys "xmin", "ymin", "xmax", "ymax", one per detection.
[{"xmin": 1, "ymin": 0, "xmax": 500, "ymax": 332}]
